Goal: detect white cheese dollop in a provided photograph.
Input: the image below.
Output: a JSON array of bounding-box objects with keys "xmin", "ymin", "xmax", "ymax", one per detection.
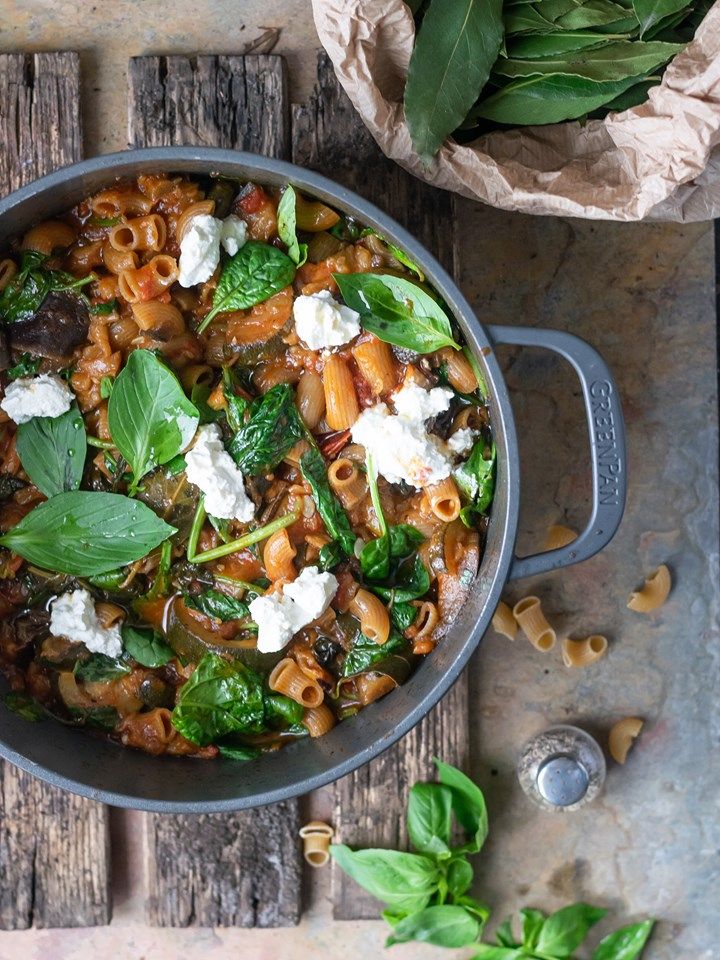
[
  {"xmin": 447, "ymin": 427, "xmax": 477, "ymax": 456},
  {"xmin": 0, "ymin": 373, "xmax": 74, "ymax": 425},
  {"xmin": 178, "ymin": 213, "xmax": 249, "ymax": 288},
  {"xmin": 49, "ymin": 588, "xmax": 123, "ymax": 659},
  {"xmin": 351, "ymin": 381, "xmax": 454, "ymax": 488},
  {"xmin": 249, "ymin": 566, "xmax": 338, "ymax": 654},
  {"xmin": 184, "ymin": 423, "xmax": 255, "ymax": 522},
  {"xmin": 293, "ymin": 290, "xmax": 361, "ymax": 351}
]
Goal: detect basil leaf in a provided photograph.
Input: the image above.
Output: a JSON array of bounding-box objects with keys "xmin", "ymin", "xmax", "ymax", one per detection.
[
  {"xmin": 319, "ymin": 540, "xmax": 346, "ymax": 572},
  {"xmin": 520, "ymin": 907, "xmax": 546, "ymax": 949},
  {"xmin": 434, "ymin": 758, "xmax": 488, "ymax": 854},
  {"xmin": 0, "ymin": 491, "xmax": 175, "ymax": 575},
  {"xmin": 300, "ymin": 447, "xmax": 356, "ymax": 556},
  {"xmin": 74, "ymin": 653, "xmax": 131, "ymax": 683},
  {"xmin": 171, "ymin": 652, "xmax": 267, "ymax": 746},
  {"xmin": 386, "ymin": 904, "xmax": 481, "ymax": 948},
  {"xmin": 87, "ymin": 568, "xmax": 127, "ymax": 591},
  {"xmin": 227, "ymin": 383, "xmax": 305, "ymax": 476},
  {"xmin": 536, "ymin": 903, "xmax": 608, "ymax": 956},
  {"xmin": 277, "ymin": 186, "xmax": 308, "ymax": 267},
  {"xmin": 495, "ymin": 40, "xmax": 682, "ymax": 81},
  {"xmin": 404, "ymin": 0, "xmax": 504, "ymax": 160},
  {"xmin": 473, "ymin": 947, "xmax": 525, "ymax": 959},
  {"xmin": 7, "ymin": 353, "xmax": 41, "ymax": 379},
  {"xmin": 4, "ymin": 692, "xmax": 46, "ymax": 721},
  {"xmin": 446, "ymin": 858, "xmax": 473, "ymax": 898},
  {"xmin": 0, "ymin": 251, "xmax": 94, "ymax": 324},
  {"xmin": 455, "ymin": 439, "xmax": 496, "ymax": 519},
  {"xmin": 184, "ymin": 589, "xmax": 251, "ymax": 622},
  {"xmin": 342, "ymin": 629, "xmax": 407, "ymax": 677},
  {"xmin": 475, "ymin": 74, "xmax": 644, "ymax": 125},
  {"xmin": 218, "ymin": 743, "xmax": 261, "ymax": 762},
  {"xmin": 16, "ymin": 402, "xmax": 87, "ymax": 497},
  {"xmin": 122, "ymin": 624, "xmax": 174, "ymax": 667},
  {"xmin": 200, "ymin": 241, "xmax": 296, "ymax": 330},
  {"xmin": 334, "ymin": 273, "xmax": 459, "ymax": 354},
  {"xmin": 108, "ymin": 349, "xmax": 199, "ymax": 493},
  {"xmin": 495, "ymin": 917, "xmax": 520, "ymax": 947},
  {"xmin": 407, "ymin": 782, "xmax": 453, "ymax": 854},
  {"xmin": 329, "ymin": 844, "xmax": 439, "ymax": 912},
  {"xmin": 592, "ymin": 919, "xmax": 655, "ymax": 959}
]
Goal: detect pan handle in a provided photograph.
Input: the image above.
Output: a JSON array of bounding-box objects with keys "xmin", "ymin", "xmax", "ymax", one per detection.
[{"xmin": 486, "ymin": 325, "xmax": 626, "ymax": 581}]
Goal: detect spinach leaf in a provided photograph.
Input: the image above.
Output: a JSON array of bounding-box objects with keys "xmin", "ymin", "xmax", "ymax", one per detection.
[
  {"xmin": 218, "ymin": 743, "xmax": 261, "ymax": 762},
  {"xmin": 198, "ymin": 241, "xmax": 296, "ymax": 332},
  {"xmin": 4, "ymin": 692, "xmax": 46, "ymax": 721},
  {"xmin": 386, "ymin": 904, "xmax": 481, "ymax": 948},
  {"xmin": 74, "ymin": 653, "xmax": 131, "ymax": 683},
  {"xmin": 373, "ymin": 555, "xmax": 431, "ymax": 603},
  {"xmin": 334, "ymin": 272, "xmax": 459, "ymax": 354},
  {"xmin": 593, "ymin": 919, "xmax": 655, "ymax": 959},
  {"xmin": 390, "ymin": 600, "xmax": 418, "ymax": 632},
  {"xmin": 90, "ymin": 299, "xmax": 119, "ymax": 316},
  {"xmin": 171, "ymin": 652, "xmax": 267, "ymax": 746},
  {"xmin": 265, "ymin": 692, "xmax": 304, "ymax": 726},
  {"xmin": 0, "ymin": 251, "xmax": 94, "ymax": 324},
  {"xmin": 404, "ymin": 0, "xmax": 504, "ymax": 160},
  {"xmin": 122, "ymin": 624, "xmax": 174, "ymax": 667},
  {"xmin": 16, "ymin": 402, "xmax": 87, "ymax": 497},
  {"xmin": 108, "ymin": 349, "xmax": 199, "ymax": 494},
  {"xmin": 329, "ymin": 845, "xmax": 440, "ymax": 914},
  {"xmin": 435, "ymin": 758, "xmax": 489, "ymax": 854},
  {"xmin": 342, "ymin": 628, "xmax": 407, "ymax": 677},
  {"xmin": 300, "ymin": 447, "xmax": 356, "ymax": 555},
  {"xmin": 277, "ymin": 185, "xmax": 308, "ymax": 267},
  {"xmin": 184, "ymin": 588, "xmax": 251, "ymax": 622},
  {"xmin": 535, "ymin": 903, "xmax": 607, "ymax": 956},
  {"xmin": 68, "ymin": 705, "xmax": 118, "ymax": 729},
  {"xmin": 0, "ymin": 491, "xmax": 175, "ymax": 576},
  {"xmin": 164, "ymin": 454, "xmax": 187, "ymax": 476},
  {"xmin": 475, "ymin": 73, "xmax": 643, "ymax": 125},
  {"xmin": 495, "ymin": 40, "xmax": 682, "ymax": 81},
  {"xmin": 227, "ymin": 383, "xmax": 305, "ymax": 476},
  {"xmin": 407, "ymin": 782, "xmax": 453, "ymax": 854},
  {"xmin": 455, "ymin": 439, "xmax": 496, "ymax": 527},
  {"xmin": 7, "ymin": 353, "xmax": 41, "ymax": 379},
  {"xmin": 191, "ymin": 383, "xmax": 222, "ymax": 424},
  {"xmin": 319, "ymin": 540, "xmax": 347, "ymax": 572}
]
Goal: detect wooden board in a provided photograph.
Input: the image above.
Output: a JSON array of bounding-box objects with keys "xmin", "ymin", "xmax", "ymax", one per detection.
[
  {"xmin": 292, "ymin": 53, "xmax": 471, "ymax": 921},
  {"xmin": 0, "ymin": 52, "xmax": 112, "ymax": 930},
  {"xmin": 128, "ymin": 53, "xmax": 302, "ymax": 929}
]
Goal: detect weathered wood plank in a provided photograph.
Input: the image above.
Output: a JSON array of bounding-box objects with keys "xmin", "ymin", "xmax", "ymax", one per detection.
[
  {"xmin": 129, "ymin": 53, "xmax": 301, "ymax": 928},
  {"xmin": 128, "ymin": 54, "xmax": 289, "ymax": 154},
  {"xmin": 0, "ymin": 52, "xmax": 112, "ymax": 930},
  {"xmin": 292, "ymin": 52, "xmax": 470, "ymax": 921}
]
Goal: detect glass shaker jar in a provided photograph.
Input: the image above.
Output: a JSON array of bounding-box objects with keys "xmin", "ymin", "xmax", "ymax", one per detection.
[{"xmin": 517, "ymin": 724, "xmax": 606, "ymax": 811}]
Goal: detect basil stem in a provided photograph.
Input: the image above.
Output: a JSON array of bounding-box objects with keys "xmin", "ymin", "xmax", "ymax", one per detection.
[
  {"xmin": 214, "ymin": 574, "xmax": 267, "ymax": 594},
  {"xmin": 366, "ymin": 451, "xmax": 387, "ymax": 537},
  {"xmin": 187, "ymin": 498, "xmax": 207, "ymax": 562},
  {"xmin": 87, "ymin": 436, "xmax": 115, "ymax": 450},
  {"xmin": 188, "ymin": 508, "xmax": 299, "ymax": 564}
]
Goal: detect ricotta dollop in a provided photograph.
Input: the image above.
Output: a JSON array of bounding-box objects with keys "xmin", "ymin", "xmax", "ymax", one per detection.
[
  {"xmin": 351, "ymin": 380, "xmax": 454, "ymax": 488},
  {"xmin": 184, "ymin": 423, "xmax": 255, "ymax": 522},
  {"xmin": 292, "ymin": 290, "xmax": 361, "ymax": 350},
  {"xmin": 49, "ymin": 588, "xmax": 123, "ymax": 659},
  {"xmin": 178, "ymin": 213, "xmax": 249, "ymax": 287},
  {"xmin": 249, "ymin": 566, "xmax": 338, "ymax": 654},
  {"xmin": 0, "ymin": 374, "xmax": 73, "ymax": 425}
]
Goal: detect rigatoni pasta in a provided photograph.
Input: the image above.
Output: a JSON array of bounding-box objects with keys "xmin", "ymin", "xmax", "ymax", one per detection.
[
  {"xmin": 627, "ymin": 564, "xmax": 671, "ymax": 613},
  {"xmin": 513, "ymin": 596, "xmax": 556, "ymax": 652},
  {"xmin": 608, "ymin": 717, "xmax": 644, "ymax": 763},
  {"xmin": 561, "ymin": 634, "xmax": 608, "ymax": 668}
]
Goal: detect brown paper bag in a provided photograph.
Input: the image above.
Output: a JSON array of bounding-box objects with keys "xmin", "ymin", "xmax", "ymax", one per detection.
[{"xmin": 312, "ymin": 0, "xmax": 720, "ymax": 221}]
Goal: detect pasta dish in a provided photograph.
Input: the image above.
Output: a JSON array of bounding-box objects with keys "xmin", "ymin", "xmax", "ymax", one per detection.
[{"xmin": 0, "ymin": 173, "xmax": 495, "ymax": 760}]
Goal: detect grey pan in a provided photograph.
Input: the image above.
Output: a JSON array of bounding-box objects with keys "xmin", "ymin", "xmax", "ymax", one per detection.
[{"xmin": 0, "ymin": 148, "xmax": 627, "ymax": 812}]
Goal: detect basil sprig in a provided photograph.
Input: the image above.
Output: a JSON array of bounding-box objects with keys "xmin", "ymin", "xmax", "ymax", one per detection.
[
  {"xmin": 16, "ymin": 402, "xmax": 87, "ymax": 497},
  {"xmin": 108, "ymin": 349, "xmax": 199, "ymax": 495},
  {"xmin": 276, "ymin": 185, "xmax": 308, "ymax": 267},
  {"xmin": 334, "ymin": 272, "xmax": 460, "ymax": 354},
  {"xmin": 331, "ymin": 759, "xmax": 655, "ymax": 957},
  {"xmin": 0, "ymin": 491, "xmax": 175, "ymax": 576},
  {"xmin": 198, "ymin": 241, "xmax": 296, "ymax": 333}
]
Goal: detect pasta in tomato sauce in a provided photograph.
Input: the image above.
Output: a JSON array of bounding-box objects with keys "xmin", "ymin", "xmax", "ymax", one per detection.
[{"xmin": 0, "ymin": 174, "xmax": 495, "ymax": 761}]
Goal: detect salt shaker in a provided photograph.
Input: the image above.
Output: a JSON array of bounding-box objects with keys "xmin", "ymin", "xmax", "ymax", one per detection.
[{"xmin": 517, "ymin": 724, "xmax": 606, "ymax": 811}]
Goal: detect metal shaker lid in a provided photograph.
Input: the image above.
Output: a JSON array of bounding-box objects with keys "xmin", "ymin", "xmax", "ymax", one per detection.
[{"xmin": 536, "ymin": 754, "xmax": 589, "ymax": 806}]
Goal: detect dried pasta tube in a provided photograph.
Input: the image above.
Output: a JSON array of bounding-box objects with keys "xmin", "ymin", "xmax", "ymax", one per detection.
[
  {"xmin": 492, "ymin": 600, "xmax": 517, "ymax": 641},
  {"xmin": 545, "ymin": 524, "xmax": 577, "ymax": 550},
  {"xmin": 299, "ymin": 821, "xmax": 334, "ymax": 867},
  {"xmin": 269, "ymin": 658, "xmax": 323, "ymax": 708},
  {"xmin": 627, "ymin": 564, "xmax": 671, "ymax": 613},
  {"xmin": 561, "ymin": 634, "xmax": 608, "ymax": 668},
  {"xmin": 513, "ymin": 596, "xmax": 556, "ymax": 652},
  {"xmin": 608, "ymin": 717, "xmax": 644, "ymax": 764},
  {"xmin": 323, "ymin": 354, "xmax": 359, "ymax": 430},
  {"xmin": 302, "ymin": 702, "xmax": 336, "ymax": 738}
]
